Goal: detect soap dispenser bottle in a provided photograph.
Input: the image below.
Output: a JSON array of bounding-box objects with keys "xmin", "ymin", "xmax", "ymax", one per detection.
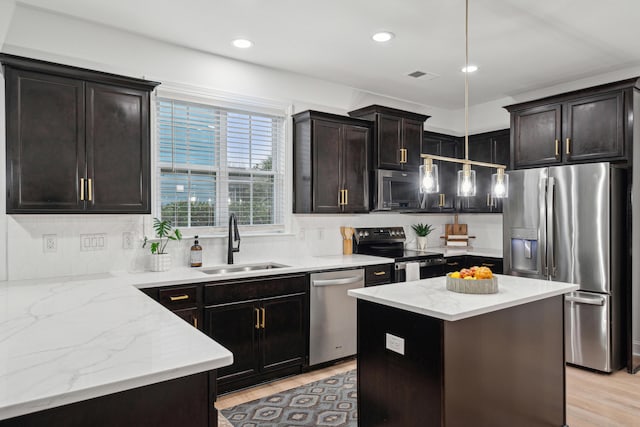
[{"xmin": 190, "ymin": 235, "xmax": 202, "ymax": 267}]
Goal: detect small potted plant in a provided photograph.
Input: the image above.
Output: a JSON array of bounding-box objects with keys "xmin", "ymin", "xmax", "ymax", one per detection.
[
  {"xmin": 411, "ymin": 223, "xmax": 434, "ymax": 250},
  {"xmin": 143, "ymin": 218, "xmax": 182, "ymax": 272}
]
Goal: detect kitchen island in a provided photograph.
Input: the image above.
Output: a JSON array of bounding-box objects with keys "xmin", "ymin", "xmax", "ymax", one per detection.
[{"xmin": 348, "ymin": 274, "xmax": 578, "ymax": 427}]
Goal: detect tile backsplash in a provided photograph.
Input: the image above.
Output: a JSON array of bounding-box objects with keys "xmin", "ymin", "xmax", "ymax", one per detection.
[{"xmin": 5, "ymin": 213, "xmax": 502, "ymax": 281}]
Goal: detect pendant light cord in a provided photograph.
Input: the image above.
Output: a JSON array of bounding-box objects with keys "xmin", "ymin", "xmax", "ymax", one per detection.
[{"xmin": 464, "ymin": 0, "xmax": 469, "ymax": 161}]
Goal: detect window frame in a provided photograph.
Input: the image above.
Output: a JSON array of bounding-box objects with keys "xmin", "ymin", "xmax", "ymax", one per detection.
[{"xmin": 151, "ymin": 83, "xmax": 292, "ymax": 237}]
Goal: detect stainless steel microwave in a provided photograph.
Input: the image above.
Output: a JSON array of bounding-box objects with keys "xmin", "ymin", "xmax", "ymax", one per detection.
[{"xmin": 374, "ymin": 169, "xmax": 421, "ymax": 211}]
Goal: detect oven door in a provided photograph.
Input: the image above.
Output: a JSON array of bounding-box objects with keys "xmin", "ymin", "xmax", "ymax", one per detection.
[
  {"xmin": 394, "ymin": 260, "xmax": 445, "ymax": 282},
  {"xmin": 375, "ymin": 169, "xmax": 420, "ymax": 211}
]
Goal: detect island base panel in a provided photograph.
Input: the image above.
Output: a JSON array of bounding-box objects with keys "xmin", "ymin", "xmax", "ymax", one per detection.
[
  {"xmin": 357, "ymin": 300, "xmax": 443, "ymax": 426},
  {"xmin": 357, "ymin": 297, "xmax": 565, "ymax": 427},
  {"xmin": 1, "ymin": 371, "xmax": 217, "ymax": 427}
]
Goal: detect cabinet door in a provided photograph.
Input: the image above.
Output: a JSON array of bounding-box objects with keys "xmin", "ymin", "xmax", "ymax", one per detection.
[
  {"xmin": 512, "ymin": 104, "xmax": 562, "ymax": 168},
  {"xmin": 377, "ymin": 114, "xmax": 403, "ymax": 169},
  {"xmin": 312, "ymin": 120, "xmax": 342, "ymax": 212},
  {"xmin": 85, "ymin": 83, "xmax": 150, "ymax": 212},
  {"xmin": 460, "ymin": 135, "xmax": 493, "ymax": 213},
  {"xmin": 260, "ymin": 293, "xmax": 306, "ymax": 372},
  {"xmin": 402, "ymin": 119, "xmax": 424, "ymax": 171},
  {"xmin": 204, "ymin": 300, "xmax": 259, "ymax": 382},
  {"xmin": 172, "ymin": 307, "xmax": 201, "ymax": 329},
  {"xmin": 565, "ymin": 91, "xmax": 625, "ymax": 162},
  {"xmin": 438, "ymin": 138, "xmax": 460, "ymax": 212},
  {"xmin": 5, "ymin": 68, "xmax": 85, "ymax": 212},
  {"xmin": 444, "ymin": 256, "xmax": 466, "ymax": 273},
  {"xmin": 342, "ymin": 125, "xmax": 369, "ymax": 212},
  {"xmin": 467, "ymin": 256, "xmax": 504, "ymax": 274},
  {"xmin": 490, "ymin": 130, "xmax": 510, "ymax": 213}
]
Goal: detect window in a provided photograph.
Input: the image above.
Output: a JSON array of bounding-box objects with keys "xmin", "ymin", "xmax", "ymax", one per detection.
[{"xmin": 156, "ymin": 97, "xmax": 285, "ymax": 232}]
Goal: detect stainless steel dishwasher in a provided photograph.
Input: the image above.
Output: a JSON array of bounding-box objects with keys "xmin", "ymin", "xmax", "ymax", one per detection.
[{"xmin": 309, "ymin": 268, "xmax": 364, "ymax": 366}]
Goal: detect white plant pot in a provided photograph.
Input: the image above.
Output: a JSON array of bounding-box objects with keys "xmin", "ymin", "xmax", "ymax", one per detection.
[
  {"xmin": 417, "ymin": 236, "xmax": 428, "ymax": 250},
  {"xmin": 150, "ymin": 253, "xmax": 171, "ymax": 272}
]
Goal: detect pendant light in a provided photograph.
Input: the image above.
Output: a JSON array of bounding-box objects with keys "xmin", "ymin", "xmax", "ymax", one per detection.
[{"xmin": 420, "ymin": 0, "xmax": 508, "ymax": 199}]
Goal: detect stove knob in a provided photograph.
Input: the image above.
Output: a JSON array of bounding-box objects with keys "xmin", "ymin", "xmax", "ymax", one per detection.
[
  {"xmin": 364, "ymin": 231, "xmax": 369, "ymax": 237},
  {"xmin": 358, "ymin": 231, "xmax": 364, "ymax": 238}
]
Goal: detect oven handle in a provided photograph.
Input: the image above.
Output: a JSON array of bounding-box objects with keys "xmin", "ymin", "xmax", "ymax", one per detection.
[{"xmin": 395, "ymin": 260, "xmax": 445, "ymax": 270}]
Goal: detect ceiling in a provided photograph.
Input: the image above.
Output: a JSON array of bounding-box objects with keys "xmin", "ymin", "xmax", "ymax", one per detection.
[{"xmin": 14, "ymin": 0, "xmax": 640, "ymax": 109}]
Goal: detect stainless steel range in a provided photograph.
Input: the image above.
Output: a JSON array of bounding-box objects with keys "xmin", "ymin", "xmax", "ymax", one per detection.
[{"xmin": 352, "ymin": 227, "xmax": 445, "ymax": 282}]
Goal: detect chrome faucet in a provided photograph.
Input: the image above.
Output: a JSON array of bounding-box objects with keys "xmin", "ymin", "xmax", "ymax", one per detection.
[{"xmin": 228, "ymin": 213, "xmax": 240, "ymax": 264}]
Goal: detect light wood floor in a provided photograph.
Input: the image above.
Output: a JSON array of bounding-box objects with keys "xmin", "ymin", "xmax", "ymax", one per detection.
[{"xmin": 217, "ymin": 361, "xmax": 640, "ymax": 426}]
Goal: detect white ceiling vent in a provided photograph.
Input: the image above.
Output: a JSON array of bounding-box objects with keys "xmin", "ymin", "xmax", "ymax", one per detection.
[{"xmin": 407, "ymin": 70, "xmax": 440, "ymax": 80}]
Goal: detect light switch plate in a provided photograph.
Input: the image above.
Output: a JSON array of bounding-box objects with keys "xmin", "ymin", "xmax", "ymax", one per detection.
[
  {"xmin": 80, "ymin": 233, "xmax": 107, "ymax": 251},
  {"xmin": 385, "ymin": 333, "xmax": 405, "ymax": 355}
]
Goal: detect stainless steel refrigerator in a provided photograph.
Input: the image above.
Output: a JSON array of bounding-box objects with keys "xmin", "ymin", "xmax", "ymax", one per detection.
[{"xmin": 503, "ymin": 162, "xmax": 626, "ymax": 372}]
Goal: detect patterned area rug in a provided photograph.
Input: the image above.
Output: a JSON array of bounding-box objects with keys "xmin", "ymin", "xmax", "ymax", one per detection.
[{"xmin": 221, "ymin": 370, "xmax": 357, "ymax": 427}]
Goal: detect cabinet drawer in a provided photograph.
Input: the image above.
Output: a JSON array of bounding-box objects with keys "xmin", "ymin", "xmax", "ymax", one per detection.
[
  {"xmin": 365, "ymin": 265, "xmax": 392, "ymax": 286},
  {"xmin": 205, "ymin": 274, "xmax": 307, "ymax": 305},
  {"xmin": 159, "ymin": 285, "xmax": 198, "ymax": 309}
]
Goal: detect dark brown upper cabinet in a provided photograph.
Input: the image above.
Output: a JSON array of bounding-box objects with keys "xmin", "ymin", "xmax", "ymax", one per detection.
[
  {"xmin": 1, "ymin": 54, "xmax": 159, "ymax": 213},
  {"xmin": 506, "ymin": 78, "xmax": 638, "ymax": 169},
  {"xmin": 458, "ymin": 129, "xmax": 510, "ymax": 213},
  {"xmin": 421, "ymin": 131, "xmax": 462, "ymax": 213},
  {"xmin": 348, "ymin": 105, "xmax": 429, "ymax": 171},
  {"xmin": 293, "ymin": 110, "xmax": 371, "ymax": 213}
]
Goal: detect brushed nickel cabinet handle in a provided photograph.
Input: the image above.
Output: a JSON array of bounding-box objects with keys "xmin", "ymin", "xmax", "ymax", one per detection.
[
  {"xmin": 169, "ymin": 294, "xmax": 189, "ymax": 301},
  {"xmin": 487, "ymin": 193, "xmax": 490, "ymax": 206},
  {"xmin": 80, "ymin": 178, "xmax": 85, "ymax": 201}
]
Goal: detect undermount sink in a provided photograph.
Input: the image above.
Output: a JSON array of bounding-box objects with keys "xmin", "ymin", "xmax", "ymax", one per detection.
[{"xmin": 201, "ymin": 262, "xmax": 289, "ymax": 275}]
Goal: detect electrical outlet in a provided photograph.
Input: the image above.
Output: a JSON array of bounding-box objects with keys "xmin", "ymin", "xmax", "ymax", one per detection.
[
  {"xmin": 80, "ymin": 233, "xmax": 107, "ymax": 251},
  {"xmin": 122, "ymin": 232, "xmax": 134, "ymax": 249},
  {"xmin": 43, "ymin": 234, "xmax": 57, "ymax": 253},
  {"xmin": 385, "ymin": 333, "xmax": 405, "ymax": 355}
]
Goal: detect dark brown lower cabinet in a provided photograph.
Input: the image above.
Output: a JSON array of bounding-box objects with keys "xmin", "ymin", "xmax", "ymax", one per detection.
[
  {"xmin": 204, "ymin": 274, "xmax": 308, "ymax": 393},
  {"xmin": 0, "ymin": 372, "xmax": 217, "ymax": 427},
  {"xmin": 444, "ymin": 255, "xmax": 504, "ymax": 274}
]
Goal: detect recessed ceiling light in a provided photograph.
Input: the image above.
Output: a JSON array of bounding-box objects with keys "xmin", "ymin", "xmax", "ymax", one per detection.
[
  {"xmin": 461, "ymin": 65, "xmax": 478, "ymax": 73},
  {"xmin": 372, "ymin": 32, "xmax": 394, "ymax": 43},
  {"xmin": 232, "ymin": 39, "xmax": 253, "ymax": 49}
]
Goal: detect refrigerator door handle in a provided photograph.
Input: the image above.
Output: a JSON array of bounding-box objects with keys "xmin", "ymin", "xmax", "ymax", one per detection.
[
  {"xmin": 565, "ymin": 295, "xmax": 605, "ymax": 306},
  {"xmin": 546, "ymin": 176, "xmax": 556, "ymax": 277}
]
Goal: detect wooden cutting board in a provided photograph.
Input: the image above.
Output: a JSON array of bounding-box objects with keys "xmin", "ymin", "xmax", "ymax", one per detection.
[{"xmin": 446, "ymin": 215, "xmax": 468, "ymax": 236}]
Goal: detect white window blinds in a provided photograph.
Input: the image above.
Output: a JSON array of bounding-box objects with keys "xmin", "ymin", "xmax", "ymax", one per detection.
[{"xmin": 157, "ymin": 98, "xmax": 285, "ymax": 232}]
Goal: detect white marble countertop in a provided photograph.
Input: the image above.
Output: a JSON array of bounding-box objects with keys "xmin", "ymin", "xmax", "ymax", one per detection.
[
  {"xmin": 348, "ymin": 274, "xmax": 578, "ymax": 321},
  {"xmin": 0, "ymin": 253, "xmax": 391, "ymax": 421}
]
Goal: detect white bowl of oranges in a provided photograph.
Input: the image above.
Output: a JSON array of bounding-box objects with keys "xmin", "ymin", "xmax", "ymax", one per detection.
[{"xmin": 446, "ymin": 266, "xmax": 498, "ymax": 294}]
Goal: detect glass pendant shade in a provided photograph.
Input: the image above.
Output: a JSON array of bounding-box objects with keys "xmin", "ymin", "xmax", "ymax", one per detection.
[
  {"xmin": 457, "ymin": 164, "xmax": 476, "ymax": 197},
  {"xmin": 419, "ymin": 161, "xmax": 439, "ymax": 193},
  {"xmin": 491, "ymin": 169, "xmax": 509, "ymax": 198}
]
